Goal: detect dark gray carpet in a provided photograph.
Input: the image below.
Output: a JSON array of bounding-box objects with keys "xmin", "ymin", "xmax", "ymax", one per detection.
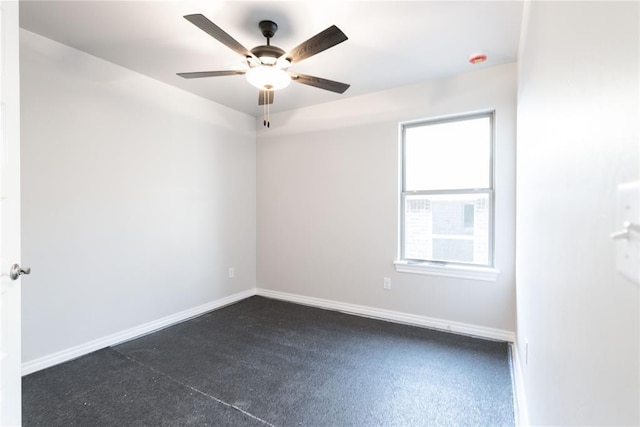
[{"xmin": 23, "ymin": 296, "xmax": 514, "ymax": 426}]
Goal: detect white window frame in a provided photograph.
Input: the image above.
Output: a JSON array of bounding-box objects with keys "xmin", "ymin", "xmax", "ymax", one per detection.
[{"xmin": 394, "ymin": 111, "xmax": 500, "ymax": 281}]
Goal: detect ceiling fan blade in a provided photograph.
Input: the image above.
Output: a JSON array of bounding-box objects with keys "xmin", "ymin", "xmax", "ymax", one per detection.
[
  {"xmin": 292, "ymin": 73, "xmax": 350, "ymax": 94},
  {"xmin": 258, "ymin": 90, "xmax": 274, "ymax": 105},
  {"xmin": 184, "ymin": 14, "xmax": 253, "ymax": 58},
  {"xmin": 177, "ymin": 70, "xmax": 246, "ymax": 79},
  {"xmin": 284, "ymin": 25, "xmax": 347, "ymax": 63}
]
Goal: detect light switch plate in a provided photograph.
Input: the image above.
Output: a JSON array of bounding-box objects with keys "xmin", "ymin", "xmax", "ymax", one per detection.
[{"xmin": 615, "ymin": 181, "xmax": 640, "ymax": 285}]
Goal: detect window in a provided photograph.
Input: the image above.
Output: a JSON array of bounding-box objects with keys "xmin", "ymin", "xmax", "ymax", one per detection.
[{"xmin": 396, "ymin": 112, "xmax": 497, "ymax": 280}]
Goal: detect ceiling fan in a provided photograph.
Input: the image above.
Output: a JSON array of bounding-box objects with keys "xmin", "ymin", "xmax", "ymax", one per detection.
[{"xmin": 177, "ymin": 14, "xmax": 350, "ymax": 127}]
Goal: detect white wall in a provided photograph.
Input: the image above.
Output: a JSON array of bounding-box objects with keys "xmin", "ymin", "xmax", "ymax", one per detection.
[
  {"xmin": 20, "ymin": 30, "xmax": 257, "ymax": 364},
  {"xmin": 257, "ymin": 63, "xmax": 517, "ymax": 334},
  {"xmin": 516, "ymin": 1, "xmax": 639, "ymax": 424}
]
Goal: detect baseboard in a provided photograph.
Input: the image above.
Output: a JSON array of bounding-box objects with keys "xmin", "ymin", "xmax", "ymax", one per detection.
[
  {"xmin": 255, "ymin": 288, "xmax": 516, "ymax": 342},
  {"xmin": 23, "ymin": 287, "xmax": 518, "ymax": 376},
  {"xmin": 510, "ymin": 342, "xmax": 530, "ymax": 426},
  {"xmin": 21, "ymin": 289, "xmax": 255, "ymax": 376}
]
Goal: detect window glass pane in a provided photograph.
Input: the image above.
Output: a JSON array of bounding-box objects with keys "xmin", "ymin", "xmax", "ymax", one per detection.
[
  {"xmin": 433, "ymin": 239, "xmax": 474, "ymax": 263},
  {"xmin": 405, "ymin": 116, "xmax": 491, "ymax": 191},
  {"xmin": 404, "ymin": 193, "xmax": 490, "ymax": 265}
]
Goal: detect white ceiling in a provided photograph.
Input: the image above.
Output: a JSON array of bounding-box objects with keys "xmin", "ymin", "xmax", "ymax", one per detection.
[{"xmin": 19, "ymin": 1, "xmax": 524, "ymax": 117}]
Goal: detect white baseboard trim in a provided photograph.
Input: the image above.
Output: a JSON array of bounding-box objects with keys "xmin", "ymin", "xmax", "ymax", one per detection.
[
  {"xmin": 23, "ymin": 288, "xmax": 517, "ymax": 376},
  {"xmin": 21, "ymin": 289, "xmax": 255, "ymax": 376},
  {"xmin": 255, "ymin": 288, "xmax": 516, "ymax": 342},
  {"xmin": 510, "ymin": 342, "xmax": 530, "ymax": 426}
]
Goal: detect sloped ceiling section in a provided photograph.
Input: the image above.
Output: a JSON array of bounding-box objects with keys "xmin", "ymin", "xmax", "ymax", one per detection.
[{"xmin": 20, "ymin": 1, "xmax": 523, "ymax": 116}]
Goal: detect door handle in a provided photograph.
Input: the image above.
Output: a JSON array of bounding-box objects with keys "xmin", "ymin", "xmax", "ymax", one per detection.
[
  {"xmin": 610, "ymin": 221, "xmax": 640, "ymax": 240},
  {"xmin": 10, "ymin": 263, "xmax": 31, "ymax": 280}
]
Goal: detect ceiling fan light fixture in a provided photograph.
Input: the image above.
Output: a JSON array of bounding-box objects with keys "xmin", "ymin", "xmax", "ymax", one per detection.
[{"xmin": 246, "ymin": 65, "xmax": 291, "ymax": 90}]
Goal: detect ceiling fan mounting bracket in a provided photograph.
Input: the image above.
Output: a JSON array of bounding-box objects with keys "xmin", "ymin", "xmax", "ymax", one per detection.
[{"xmin": 259, "ymin": 20, "xmax": 278, "ymax": 40}]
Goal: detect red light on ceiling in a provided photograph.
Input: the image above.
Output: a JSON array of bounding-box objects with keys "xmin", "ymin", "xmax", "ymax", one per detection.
[{"xmin": 469, "ymin": 53, "xmax": 487, "ymax": 64}]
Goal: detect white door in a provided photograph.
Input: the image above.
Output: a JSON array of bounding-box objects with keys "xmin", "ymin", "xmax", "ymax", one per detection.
[{"xmin": 0, "ymin": 1, "xmax": 22, "ymax": 425}]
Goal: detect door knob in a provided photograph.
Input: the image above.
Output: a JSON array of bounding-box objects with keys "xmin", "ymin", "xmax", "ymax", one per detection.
[{"xmin": 10, "ymin": 263, "xmax": 31, "ymax": 280}]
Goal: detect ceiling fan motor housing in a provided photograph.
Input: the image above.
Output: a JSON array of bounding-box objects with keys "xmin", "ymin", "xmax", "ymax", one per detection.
[{"xmin": 250, "ymin": 45, "xmax": 286, "ymax": 66}]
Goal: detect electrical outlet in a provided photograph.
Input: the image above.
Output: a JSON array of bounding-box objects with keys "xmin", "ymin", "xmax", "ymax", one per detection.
[
  {"xmin": 228, "ymin": 267, "xmax": 235, "ymax": 279},
  {"xmin": 383, "ymin": 277, "xmax": 391, "ymax": 290}
]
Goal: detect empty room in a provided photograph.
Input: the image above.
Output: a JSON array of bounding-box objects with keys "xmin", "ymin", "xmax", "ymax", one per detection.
[{"xmin": 1, "ymin": 0, "xmax": 637, "ymax": 426}]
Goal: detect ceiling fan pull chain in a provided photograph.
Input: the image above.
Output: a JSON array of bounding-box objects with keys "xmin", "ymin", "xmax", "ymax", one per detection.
[{"xmin": 263, "ymin": 93, "xmax": 267, "ymax": 127}]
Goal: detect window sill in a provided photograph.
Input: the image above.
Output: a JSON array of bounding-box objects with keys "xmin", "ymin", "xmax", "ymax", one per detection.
[{"xmin": 393, "ymin": 260, "xmax": 499, "ymax": 282}]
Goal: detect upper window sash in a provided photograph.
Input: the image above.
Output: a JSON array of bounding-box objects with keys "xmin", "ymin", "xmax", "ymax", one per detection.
[{"xmin": 401, "ymin": 112, "xmax": 495, "ymax": 193}]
